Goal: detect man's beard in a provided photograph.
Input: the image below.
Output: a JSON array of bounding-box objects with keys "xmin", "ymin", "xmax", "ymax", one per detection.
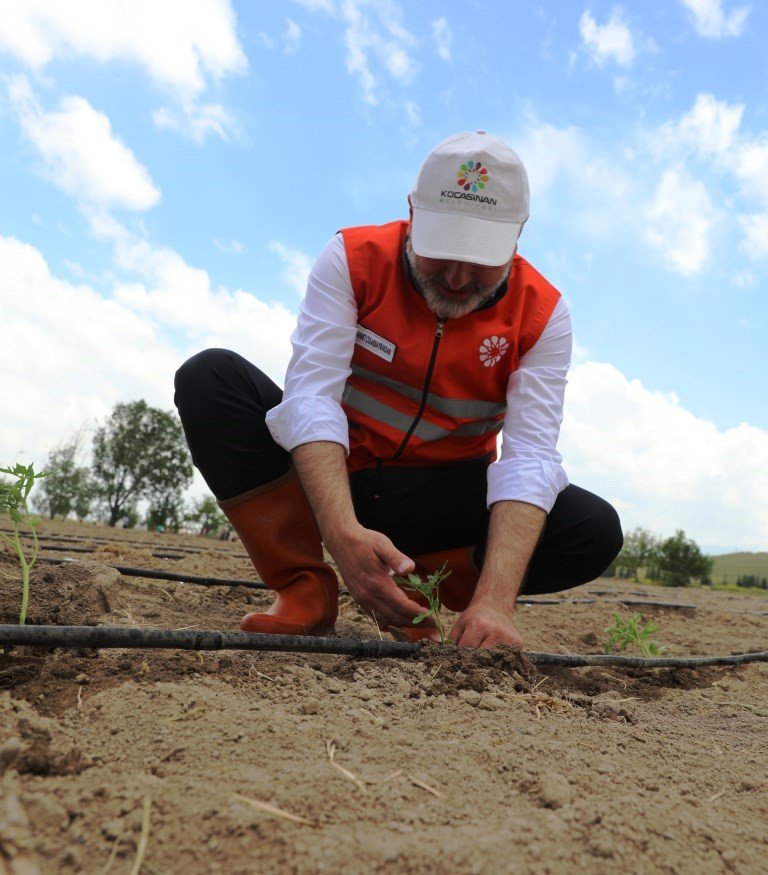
[{"xmin": 405, "ymin": 236, "xmax": 510, "ymax": 320}]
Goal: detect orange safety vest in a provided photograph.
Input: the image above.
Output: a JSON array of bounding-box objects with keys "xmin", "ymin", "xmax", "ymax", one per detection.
[{"xmin": 340, "ymin": 220, "xmax": 560, "ymax": 473}]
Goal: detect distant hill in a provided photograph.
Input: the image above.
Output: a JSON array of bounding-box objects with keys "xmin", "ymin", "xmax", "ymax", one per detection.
[{"xmin": 709, "ymin": 552, "xmax": 768, "ymax": 585}]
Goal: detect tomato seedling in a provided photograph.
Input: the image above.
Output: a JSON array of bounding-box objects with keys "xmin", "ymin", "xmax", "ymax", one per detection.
[
  {"xmin": 604, "ymin": 612, "xmax": 666, "ymax": 658},
  {"xmin": 394, "ymin": 563, "xmax": 451, "ymax": 644},
  {"xmin": 0, "ymin": 463, "xmax": 48, "ymax": 625}
]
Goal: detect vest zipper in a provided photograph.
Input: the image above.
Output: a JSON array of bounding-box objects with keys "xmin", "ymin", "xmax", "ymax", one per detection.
[{"xmin": 390, "ymin": 318, "xmax": 445, "ymax": 460}]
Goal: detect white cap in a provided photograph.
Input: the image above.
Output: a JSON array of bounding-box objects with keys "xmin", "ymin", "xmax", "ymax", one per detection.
[{"xmin": 410, "ymin": 130, "xmax": 529, "ymax": 267}]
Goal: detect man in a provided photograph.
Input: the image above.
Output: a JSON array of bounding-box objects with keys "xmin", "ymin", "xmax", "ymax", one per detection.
[{"xmin": 174, "ymin": 131, "xmax": 622, "ymax": 649}]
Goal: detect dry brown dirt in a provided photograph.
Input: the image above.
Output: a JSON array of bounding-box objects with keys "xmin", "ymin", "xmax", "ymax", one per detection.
[{"xmin": 1, "ymin": 519, "xmax": 767, "ymax": 875}]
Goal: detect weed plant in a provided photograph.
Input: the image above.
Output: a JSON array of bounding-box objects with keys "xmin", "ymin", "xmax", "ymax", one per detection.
[
  {"xmin": 394, "ymin": 563, "xmax": 451, "ymax": 644},
  {"xmin": 0, "ymin": 463, "xmax": 48, "ymax": 624},
  {"xmin": 604, "ymin": 612, "xmax": 665, "ymax": 658}
]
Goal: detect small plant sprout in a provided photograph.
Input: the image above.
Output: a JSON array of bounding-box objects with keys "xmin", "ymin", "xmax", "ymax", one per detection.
[
  {"xmin": 394, "ymin": 562, "xmax": 451, "ymax": 644},
  {"xmin": 604, "ymin": 612, "xmax": 666, "ymax": 658},
  {"xmin": 0, "ymin": 463, "xmax": 49, "ymax": 625}
]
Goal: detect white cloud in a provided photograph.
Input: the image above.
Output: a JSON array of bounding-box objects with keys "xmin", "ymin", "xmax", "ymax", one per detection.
[
  {"xmin": 643, "ymin": 169, "xmax": 715, "ymax": 275},
  {"xmin": 284, "ymin": 19, "xmax": 302, "ymax": 55},
  {"xmin": 561, "ymin": 361, "xmax": 768, "ymax": 551},
  {"xmin": 730, "ymin": 270, "xmax": 755, "ymax": 288},
  {"xmin": 269, "ymin": 241, "xmax": 314, "ymax": 296},
  {"xmin": 0, "ymin": 227, "xmax": 299, "ymax": 473},
  {"xmin": 7, "ymin": 75, "xmax": 160, "ymax": 211},
  {"xmin": 213, "ymin": 238, "xmax": 245, "ymax": 255},
  {"xmin": 296, "ymin": 0, "xmax": 417, "ymax": 105},
  {"xmin": 739, "ymin": 213, "xmax": 768, "ymax": 259},
  {"xmin": 680, "ymin": 0, "xmax": 750, "ymax": 38},
  {"xmin": 656, "ymin": 93, "xmax": 744, "ymax": 158},
  {"xmin": 652, "ymin": 94, "xmax": 768, "ymax": 261},
  {"xmin": 403, "ymin": 99, "xmax": 421, "ymax": 128},
  {"xmin": 431, "ymin": 17, "xmax": 452, "ymax": 62},
  {"xmin": 292, "ymin": 0, "xmax": 336, "ymax": 11},
  {"xmin": 579, "ymin": 8, "xmax": 637, "ymax": 67},
  {"xmin": 514, "ymin": 118, "xmax": 634, "ymax": 240},
  {"xmin": 732, "ymin": 138, "xmax": 768, "ymax": 204},
  {"xmin": 152, "ymin": 102, "xmax": 240, "ymax": 143},
  {"xmin": 0, "ymin": 234, "xmax": 182, "ymax": 465},
  {"xmin": 0, "ymin": 0, "xmax": 247, "ymax": 97},
  {"xmin": 0, "ymin": 0, "xmax": 246, "ymax": 143}
]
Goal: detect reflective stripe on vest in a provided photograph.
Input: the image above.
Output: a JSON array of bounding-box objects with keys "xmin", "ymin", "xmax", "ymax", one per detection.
[
  {"xmin": 349, "ymin": 363, "xmax": 506, "ymax": 420},
  {"xmin": 342, "ymin": 383, "xmax": 504, "ymax": 443}
]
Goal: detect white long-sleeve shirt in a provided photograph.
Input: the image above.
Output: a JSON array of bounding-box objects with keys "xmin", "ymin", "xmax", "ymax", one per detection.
[{"xmin": 266, "ymin": 232, "xmax": 571, "ymax": 513}]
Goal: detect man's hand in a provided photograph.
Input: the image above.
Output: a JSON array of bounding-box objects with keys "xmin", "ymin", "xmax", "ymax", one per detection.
[
  {"xmin": 449, "ymin": 601, "xmax": 525, "ymax": 650},
  {"xmin": 290, "ymin": 442, "xmax": 426, "ymax": 628},
  {"xmin": 328, "ymin": 523, "xmax": 428, "ymax": 629}
]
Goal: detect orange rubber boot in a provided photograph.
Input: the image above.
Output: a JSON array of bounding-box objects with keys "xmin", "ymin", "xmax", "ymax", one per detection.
[
  {"xmin": 412, "ymin": 546, "xmax": 480, "ymax": 613},
  {"xmin": 220, "ymin": 471, "xmax": 338, "ymax": 635}
]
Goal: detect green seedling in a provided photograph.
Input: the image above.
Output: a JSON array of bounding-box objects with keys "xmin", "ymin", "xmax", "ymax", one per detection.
[
  {"xmin": 0, "ymin": 463, "xmax": 48, "ymax": 625},
  {"xmin": 394, "ymin": 562, "xmax": 451, "ymax": 644},
  {"xmin": 604, "ymin": 612, "xmax": 666, "ymax": 658}
]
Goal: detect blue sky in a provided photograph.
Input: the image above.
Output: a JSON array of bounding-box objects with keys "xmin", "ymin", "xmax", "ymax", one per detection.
[{"xmin": 1, "ymin": 0, "xmax": 766, "ymax": 552}]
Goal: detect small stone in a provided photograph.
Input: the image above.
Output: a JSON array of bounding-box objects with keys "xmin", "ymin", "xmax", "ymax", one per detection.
[
  {"xmin": 537, "ymin": 772, "xmax": 575, "ymax": 810},
  {"xmin": 358, "ymin": 689, "xmax": 373, "ymax": 701},
  {"xmin": 0, "ymin": 737, "xmax": 23, "ymax": 774},
  {"xmin": 458, "ymin": 689, "xmax": 481, "ymax": 706},
  {"xmin": 590, "ymin": 833, "xmax": 615, "ymax": 858},
  {"xmin": 75, "ymin": 673, "xmax": 90, "ymax": 684},
  {"xmin": 477, "ymin": 696, "xmax": 502, "ymax": 711},
  {"xmin": 326, "ymin": 679, "xmax": 343, "ymax": 694},
  {"xmin": 101, "ymin": 818, "xmax": 126, "ymax": 840},
  {"xmin": 300, "ymin": 702, "xmax": 319, "ymax": 715}
]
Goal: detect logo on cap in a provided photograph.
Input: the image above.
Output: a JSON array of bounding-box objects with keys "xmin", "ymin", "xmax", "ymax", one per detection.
[{"xmin": 457, "ymin": 160, "xmax": 489, "ymax": 193}]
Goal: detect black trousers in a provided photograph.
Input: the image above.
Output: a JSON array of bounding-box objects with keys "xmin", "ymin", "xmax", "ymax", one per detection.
[{"xmin": 174, "ymin": 348, "xmax": 623, "ymax": 596}]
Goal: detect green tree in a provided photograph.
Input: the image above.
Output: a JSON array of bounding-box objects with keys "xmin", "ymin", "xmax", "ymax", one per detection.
[
  {"xmin": 616, "ymin": 527, "xmax": 660, "ymax": 581},
  {"xmin": 33, "ymin": 437, "xmax": 94, "ymax": 520},
  {"xmin": 185, "ymin": 495, "xmax": 229, "ymax": 537},
  {"xmin": 649, "ymin": 529, "xmax": 713, "ymax": 587},
  {"xmin": 146, "ymin": 488, "xmax": 186, "ymax": 533},
  {"xmin": 91, "ymin": 401, "xmax": 193, "ymax": 526}
]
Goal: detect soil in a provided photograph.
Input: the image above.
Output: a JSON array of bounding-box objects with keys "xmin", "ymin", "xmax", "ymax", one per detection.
[{"xmin": 1, "ymin": 519, "xmax": 767, "ymax": 875}]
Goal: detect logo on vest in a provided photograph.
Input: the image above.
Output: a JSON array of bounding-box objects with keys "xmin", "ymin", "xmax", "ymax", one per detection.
[
  {"xmin": 355, "ymin": 325, "xmax": 396, "ymax": 363},
  {"xmin": 456, "ymin": 159, "xmax": 489, "ymax": 193},
  {"xmin": 479, "ymin": 336, "xmax": 509, "ymax": 368}
]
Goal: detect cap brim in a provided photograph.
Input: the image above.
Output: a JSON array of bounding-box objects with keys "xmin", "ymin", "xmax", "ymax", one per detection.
[{"xmin": 410, "ymin": 208, "xmax": 522, "ymax": 267}]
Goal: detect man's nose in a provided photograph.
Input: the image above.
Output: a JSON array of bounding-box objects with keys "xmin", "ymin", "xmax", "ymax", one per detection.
[{"xmin": 442, "ymin": 261, "xmax": 472, "ymax": 290}]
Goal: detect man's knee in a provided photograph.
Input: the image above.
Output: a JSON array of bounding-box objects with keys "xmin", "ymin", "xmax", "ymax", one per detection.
[
  {"xmin": 524, "ymin": 489, "xmax": 623, "ymax": 594},
  {"xmin": 174, "ymin": 348, "xmax": 236, "ymax": 400},
  {"xmin": 589, "ymin": 497, "xmax": 623, "ymax": 577}
]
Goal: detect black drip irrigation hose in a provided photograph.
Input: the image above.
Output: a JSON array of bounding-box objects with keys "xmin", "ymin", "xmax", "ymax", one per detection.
[
  {"xmin": 0, "ymin": 625, "xmax": 415, "ymax": 658},
  {"xmin": 3, "ymin": 527, "xmax": 246, "ymax": 558},
  {"xmin": 39, "ymin": 544, "xmax": 188, "ymax": 561},
  {"xmin": 0, "ymin": 625, "xmax": 766, "ymax": 668},
  {"xmin": 525, "ymin": 650, "xmax": 768, "ymax": 668},
  {"xmin": 518, "ymin": 597, "xmax": 698, "ymax": 610},
  {"xmin": 34, "ymin": 558, "xmax": 707, "ymax": 610},
  {"xmin": 38, "ymin": 557, "xmax": 266, "ymax": 589}
]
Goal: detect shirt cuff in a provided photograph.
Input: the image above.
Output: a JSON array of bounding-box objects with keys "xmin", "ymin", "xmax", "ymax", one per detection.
[
  {"xmin": 486, "ymin": 458, "xmax": 569, "ymax": 513},
  {"xmin": 265, "ymin": 395, "xmax": 349, "ymax": 454}
]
